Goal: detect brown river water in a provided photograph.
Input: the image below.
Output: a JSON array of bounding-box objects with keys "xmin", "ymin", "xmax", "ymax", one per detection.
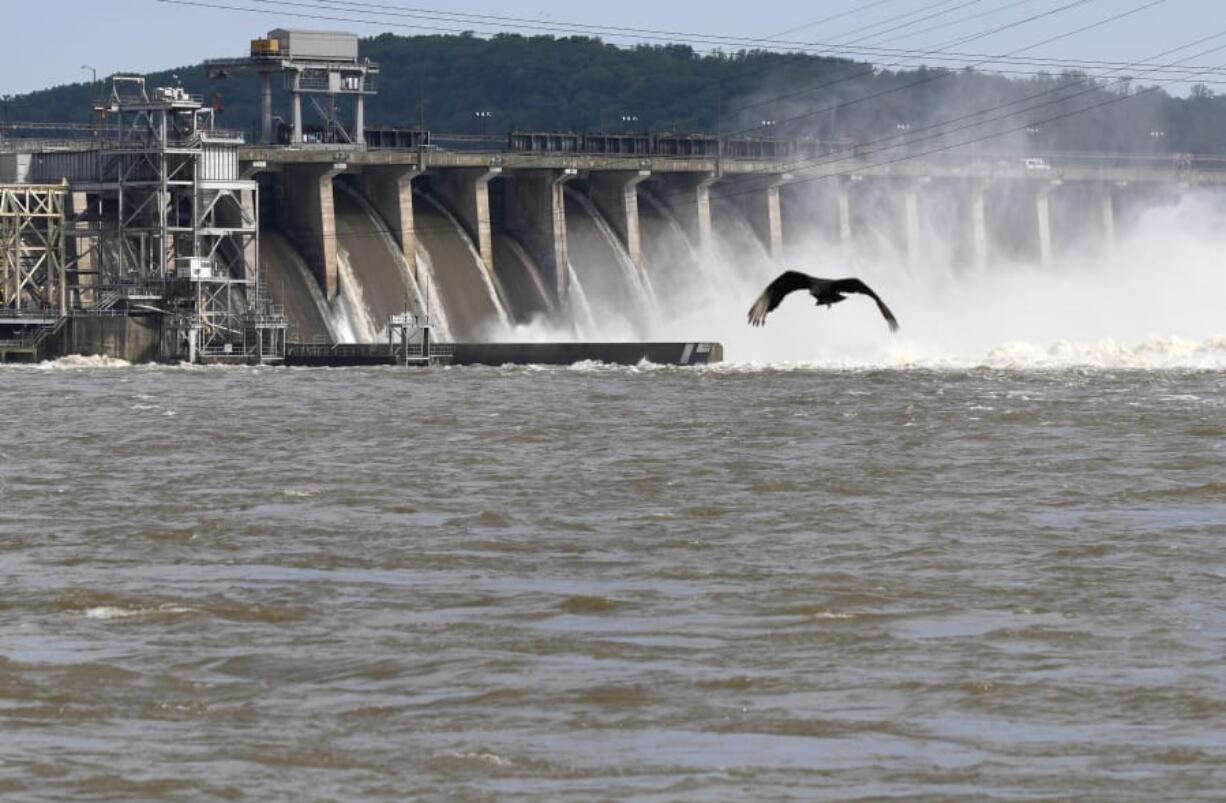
[{"xmin": 1, "ymin": 361, "xmax": 1224, "ymax": 800}]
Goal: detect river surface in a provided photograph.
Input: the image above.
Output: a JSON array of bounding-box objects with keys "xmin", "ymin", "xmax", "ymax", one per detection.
[{"xmin": 2, "ymin": 361, "xmax": 1224, "ymax": 800}]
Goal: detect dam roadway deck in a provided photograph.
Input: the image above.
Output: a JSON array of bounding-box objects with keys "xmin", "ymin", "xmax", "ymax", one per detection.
[{"xmin": 238, "ymin": 145, "xmax": 1226, "ymax": 186}]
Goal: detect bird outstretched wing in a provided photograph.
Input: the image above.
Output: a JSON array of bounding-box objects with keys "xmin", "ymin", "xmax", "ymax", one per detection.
[
  {"xmin": 829, "ymin": 278, "xmax": 900, "ymax": 332},
  {"xmin": 747, "ymin": 270, "xmax": 816, "ymax": 326}
]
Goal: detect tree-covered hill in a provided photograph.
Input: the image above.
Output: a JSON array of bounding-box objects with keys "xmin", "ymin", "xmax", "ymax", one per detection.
[{"xmin": 6, "ymin": 32, "xmax": 1226, "ymax": 155}]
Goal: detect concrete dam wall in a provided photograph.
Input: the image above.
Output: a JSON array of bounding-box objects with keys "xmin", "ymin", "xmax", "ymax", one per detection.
[
  {"xmin": 249, "ymin": 159, "xmax": 1208, "ymax": 348},
  {"xmin": 261, "ymin": 169, "xmax": 776, "ymax": 343}
]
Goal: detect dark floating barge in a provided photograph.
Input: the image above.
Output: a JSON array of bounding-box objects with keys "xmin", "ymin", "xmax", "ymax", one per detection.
[
  {"xmin": 1, "ymin": 306, "xmax": 722, "ymax": 367},
  {"xmin": 284, "ymin": 341, "xmax": 724, "ymax": 368}
]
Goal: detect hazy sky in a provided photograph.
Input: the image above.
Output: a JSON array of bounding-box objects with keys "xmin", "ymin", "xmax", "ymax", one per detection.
[{"xmin": 4, "ymin": 0, "xmax": 1226, "ymax": 97}]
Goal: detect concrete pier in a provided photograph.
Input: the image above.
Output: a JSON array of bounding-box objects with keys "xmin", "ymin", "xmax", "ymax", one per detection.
[
  {"xmin": 359, "ymin": 166, "xmax": 421, "ymax": 278},
  {"xmin": 589, "ymin": 170, "xmax": 650, "ymax": 268},
  {"xmin": 282, "ymin": 162, "xmax": 344, "ymax": 299},
  {"xmin": 260, "ymin": 72, "xmax": 273, "ymax": 145},
  {"xmin": 970, "ymin": 183, "xmax": 988, "ymax": 271},
  {"xmin": 738, "ymin": 174, "xmax": 789, "ymax": 260},
  {"xmin": 657, "ymin": 173, "xmax": 719, "ymax": 260},
  {"xmin": 290, "ymin": 74, "xmax": 303, "ymax": 146},
  {"xmin": 838, "ymin": 178, "xmax": 854, "ymax": 257},
  {"xmin": 1036, "ymin": 182, "xmax": 1058, "ymax": 268},
  {"xmin": 1101, "ymin": 184, "xmax": 1117, "ymax": 247},
  {"xmin": 904, "ymin": 181, "xmax": 923, "ymax": 268},
  {"xmin": 432, "ymin": 167, "xmax": 502, "ymax": 284},
  {"xmin": 503, "ymin": 169, "xmax": 576, "ymax": 302},
  {"xmin": 767, "ymin": 181, "xmax": 784, "ymax": 260},
  {"xmin": 696, "ymin": 174, "xmax": 719, "ymax": 259}
]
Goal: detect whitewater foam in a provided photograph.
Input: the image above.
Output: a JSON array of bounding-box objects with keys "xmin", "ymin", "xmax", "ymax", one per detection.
[
  {"xmin": 36, "ymin": 355, "xmax": 133, "ymax": 370},
  {"xmin": 566, "ymin": 187, "xmax": 661, "ymax": 317},
  {"xmin": 413, "ymin": 242, "xmax": 456, "ymax": 343},
  {"xmin": 84, "ymin": 605, "xmax": 197, "ymax": 620},
  {"xmin": 332, "ymin": 247, "xmax": 381, "ymax": 342}
]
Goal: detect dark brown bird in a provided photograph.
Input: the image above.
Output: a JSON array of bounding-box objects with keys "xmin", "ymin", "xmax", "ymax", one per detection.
[{"xmin": 747, "ymin": 270, "xmax": 899, "ymax": 332}]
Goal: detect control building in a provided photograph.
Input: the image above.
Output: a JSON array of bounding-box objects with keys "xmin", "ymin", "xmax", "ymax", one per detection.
[{"xmin": 212, "ymin": 29, "xmax": 379, "ymax": 147}]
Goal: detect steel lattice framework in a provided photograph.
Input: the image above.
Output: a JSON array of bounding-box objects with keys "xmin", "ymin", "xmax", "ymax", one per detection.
[
  {"xmin": 0, "ymin": 183, "xmax": 67, "ymax": 317},
  {"xmin": 83, "ymin": 77, "xmax": 285, "ymax": 361}
]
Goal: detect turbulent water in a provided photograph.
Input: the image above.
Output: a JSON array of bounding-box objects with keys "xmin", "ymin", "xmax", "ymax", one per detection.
[
  {"xmin": 4, "ymin": 184, "xmax": 1226, "ymax": 799},
  {"xmin": 1, "ymin": 353, "xmax": 1225, "ymax": 800}
]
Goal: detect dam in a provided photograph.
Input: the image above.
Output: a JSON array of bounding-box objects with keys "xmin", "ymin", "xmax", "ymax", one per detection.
[{"xmin": 3, "ymin": 29, "xmax": 1226, "ymax": 364}]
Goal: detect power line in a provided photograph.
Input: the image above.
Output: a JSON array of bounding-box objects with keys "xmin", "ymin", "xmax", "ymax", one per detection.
[
  {"xmin": 837, "ymin": 0, "xmax": 987, "ymax": 48},
  {"xmin": 153, "ymin": 0, "xmax": 1214, "ymax": 151},
  {"xmin": 871, "ymin": 0, "xmax": 1046, "ymax": 48},
  {"xmin": 646, "ymin": 20, "xmax": 1226, "ymax": 205},
  {"xmin": 763, "ymin": 54, "xmax": 1223, "ymax": 188},
  {"xmin": 669, "ymin": 0, "xmax": 1065, "ymax": 127},
  {"xmin": 764, "ymin": 0, "xmax": 902, "ymax": 42},
  {"xmin": 700, "ymin": 53, "xmax": 1226, "ymax": 210},
  {"xmin": 687, "ymin": 0, "xmax": 1083, "ymax": 127},
  {"xmin": 663, "ymin": 1, "xmax": 982, "ymax": 116},
  {"xmin": 774, "ymin": 29, "xmax": 1226, "ymax": 175},
  {"xmin": 142, "ymin": 0, "xmax": 1221, "ymax": 174},
  {"xmin": 721, "ymin": 0, "xmax": 1102, "ymax": 121},
  {"xmin": 155, "ymin": 0, "xmax": 1223, "ymax": 77},
  {"xmin": 714, "ymin": 0, "xmax": 1164, "ymax": 140},
  {"xmin": 156, "ymin": 0, "xmax": 1226, "ymax": 109},
  {"xmin": 145, "ymin": 0, "xmax": 1223, "ymax": 209}
]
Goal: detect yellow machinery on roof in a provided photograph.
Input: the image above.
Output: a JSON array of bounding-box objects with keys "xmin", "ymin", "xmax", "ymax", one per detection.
[{"xmin": 249, "ymin": 38, "xmax": 280, "ymax": 58}]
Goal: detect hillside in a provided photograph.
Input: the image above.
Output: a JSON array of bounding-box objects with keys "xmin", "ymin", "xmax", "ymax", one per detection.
[{"xmin": 7, "ymin": 32, "xmax": 1226, "ymax": 154}]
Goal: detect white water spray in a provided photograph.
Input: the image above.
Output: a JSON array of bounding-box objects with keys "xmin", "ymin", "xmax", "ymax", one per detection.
[
  {"xmin": 565, "ymin": 261, "xmax": 600, "ymax": 339},
  {"xmin": 700, "ymin": 189, "xmax": 1226, "ymax": 368},
  {"xmin": 412, "ymin": 242, "xmax": 455, "ymax": 343},
  {"xmin": 565, "ymin": 187, "xmax": 661, "ymax": 319},
  {"xmin": 336, "ymin": 182, "xmax": 437, "ymax": 340},
  {"xmin": 332, "ymin": 247, "xmax": 380, "ymax": 343},
  {"xmin": 516, "ymin": 185, "xmax": 1226, "ymax": 370}
]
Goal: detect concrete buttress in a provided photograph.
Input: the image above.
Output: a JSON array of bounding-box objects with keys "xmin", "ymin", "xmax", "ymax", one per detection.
[
  {"xmin": 587, "ymin": 170, "xmax": 651, "ymax": 267},
  {"xmin": 1101, "ymin": 184, "xmax": 1117, "ymax": 248},
  {"xmin": 655, "ymin": 173, "xmax": 719, "ymax": 260},
  {"xmin": 432, "ymin": 167, "xmax": 503, "ymax": 287},
  {"xmin": 838, "ymin": 179, "xmax": 854, "ymax": 257},
  {"xmin": 1035, "ymin": 181, "xmax": 1058, "ymax": 268},
  {"xmin": 970, "ymin": 182, "xmax": 988, "ymax": 271},
  {"xmin": 282, "ymin": 162, "xmax": 344, "ymax": 300},
  {"xmin": 502, "ymin": 169, "xmax": 576, "ymax": 303},
  {"xmin": 736, "ymin": 174, "xmax": 789, "ymax": 260},
  {"xmin": 359, "ymin": 166, "xmax": 421, "ymax": 279}
]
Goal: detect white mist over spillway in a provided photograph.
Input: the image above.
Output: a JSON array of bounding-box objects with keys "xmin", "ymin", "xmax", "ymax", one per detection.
[{"xmin": 528, "ymin": 188, "xmax": 1226, "ymax": 370}]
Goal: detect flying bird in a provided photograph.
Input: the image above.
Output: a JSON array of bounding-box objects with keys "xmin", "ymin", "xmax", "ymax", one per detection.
[{"xmin": 747, "ymin": 270, "xmax": 899, "ymax": 332}]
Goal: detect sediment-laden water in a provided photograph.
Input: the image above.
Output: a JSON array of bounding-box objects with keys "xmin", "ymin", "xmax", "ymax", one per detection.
[{"xmin": 2, "ymin": 357, "xmax": 1224, "ymax": 800}]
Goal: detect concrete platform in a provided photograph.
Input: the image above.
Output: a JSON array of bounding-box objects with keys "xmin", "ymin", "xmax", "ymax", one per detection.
[{"xmin": 283, "ymin": 341, "xmax": 723, "ymax": 367}]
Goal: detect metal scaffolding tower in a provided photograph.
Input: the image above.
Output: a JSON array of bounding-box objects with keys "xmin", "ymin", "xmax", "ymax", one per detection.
[
  {"xmin": 0, "ymin": 182, "xmax": 67, "ymax": 318},
  {"xmin": 84, "ymin": 76, "xmax": 285, "ymax": 361},
  {"xmin": 1, "ymin": 76, "xmax": 285, "ymax": 363}
]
